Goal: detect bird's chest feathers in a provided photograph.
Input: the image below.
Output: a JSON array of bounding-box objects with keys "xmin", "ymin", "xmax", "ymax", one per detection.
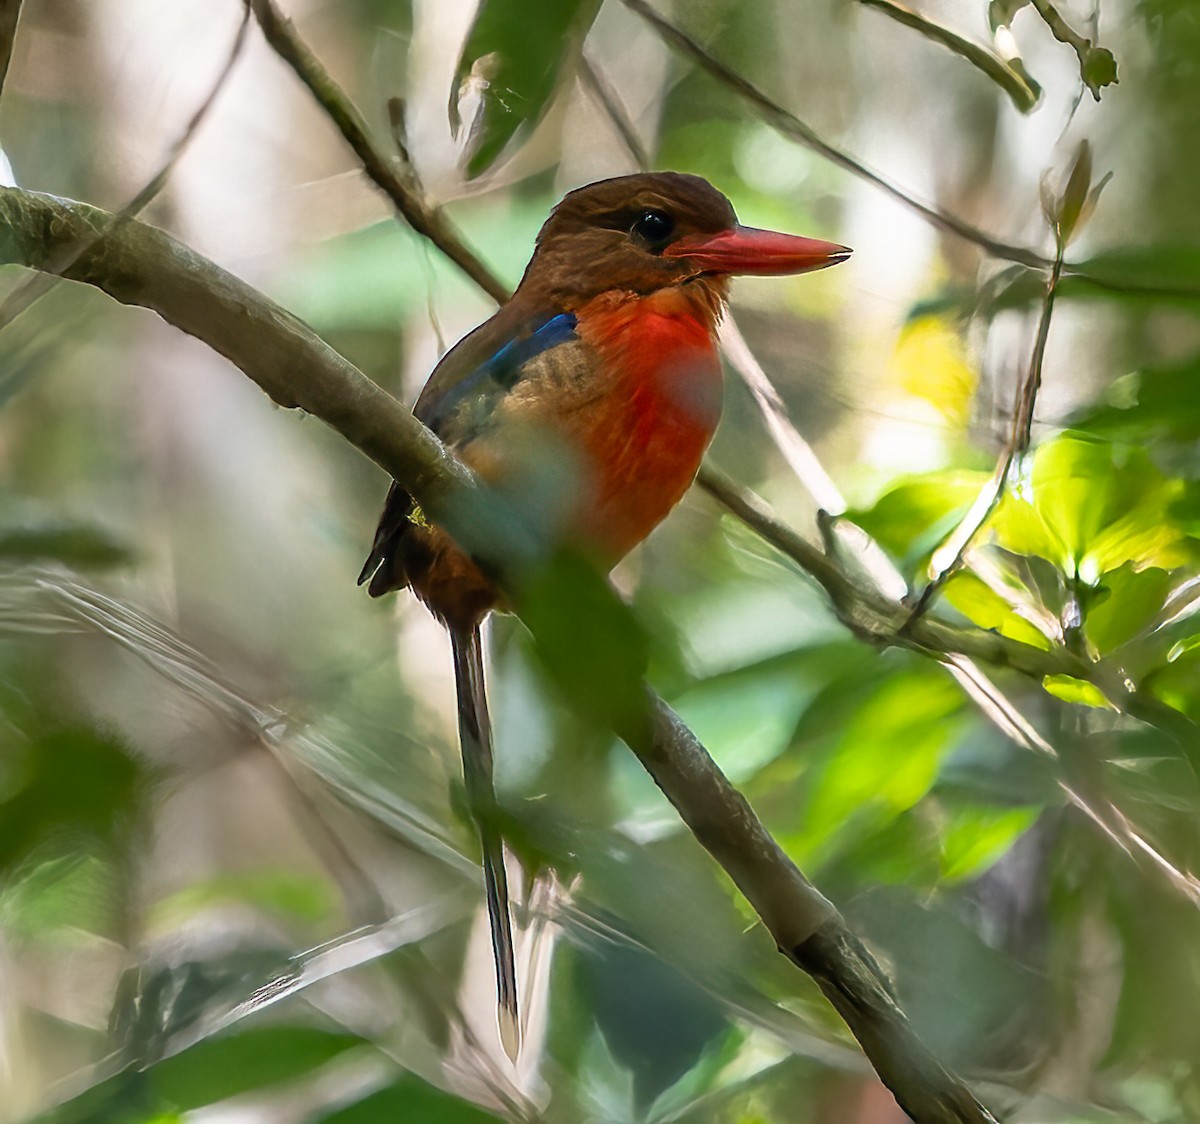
[{"xmin": 565, "ymin": 288, "xmax": 724, "ymax": 556}]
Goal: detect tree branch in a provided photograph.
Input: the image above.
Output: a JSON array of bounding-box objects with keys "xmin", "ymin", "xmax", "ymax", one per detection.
[
  {"xmin": 246, "ymin": 0, "xmax": 509, "ymax": 306},
  {"xmin": 620, "ymin": 0, "xmax": 1046, "ymax": 269},
  {"xmin": 0, "ymin": 186, "xmax": 997, "ymax": 1122},
  {"xmin": 855, "ymin": 0, "xmax": 1040, "ymax": 112}
]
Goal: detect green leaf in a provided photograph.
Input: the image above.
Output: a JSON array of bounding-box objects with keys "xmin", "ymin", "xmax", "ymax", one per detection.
[
  {"xmin": 0, "ymin": 728, "xmax": 145, "ymax": 875},
  {"xmin": 1082, "ymin": 564, "xmax": 1174, "ymax": 654},
  {"xmin": 316, "ymin": 1073, "xmax": 504, "ymax": 1123},
  {"xmin": 993, "ymin": 433, "xmax": 1191, "ymax": 581},
  {"xmin": 942, "ymin": 571, "xmax": 1055, "ymax": 650},
  {"xmin": 1042, "ymin": 140, "xmax": 1105, "ymax": 245},
  {"xmin": 152, "ymin": 1026, "xmax": 364, "ymax": 1111},
  {"xmin": 0, "ymin": 519, "xmax": 134, "ymax": 568},
  {"xmin": 519, "ymin": 551, "xmax": 649, "ymax": 734},
  {"xmin": 848, "ymin": 470, "xmax": 991, "ymax": 566},
  {"xmin": 453, "ymin": 0, "xmax": 601, "ymax": 177},
  {"xmin": 796, "ymin": 671, "xmax": 966, "ymax": 862},
  {"xmin": 1072, "ymin": 352, "xmax": 1200, "ymax": 444},
  {"xmin": 1042, "ymin": 674, "xmax": 1114, "ymax": 709},
  {"xmin": 1071, "ymin": 244, "xmax": 1200, "ymax": 302},
  {"xmin": 939, "ymin": 803, "xmax": 1039, "ymax": 881},
  {"xmin": 36, "ymin": 1027, "xmax": 365, "ymax": 1122}
]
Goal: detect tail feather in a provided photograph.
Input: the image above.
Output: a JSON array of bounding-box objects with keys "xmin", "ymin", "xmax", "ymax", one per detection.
[{"xmin": 450, "ymin": 623, "xmax": 521, "ymax": 1060}]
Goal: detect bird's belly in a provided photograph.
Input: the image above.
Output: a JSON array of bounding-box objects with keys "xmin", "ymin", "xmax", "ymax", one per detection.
[{"xmin": 566, "ymin": 323, "xmax": 722, "ymax": 562}]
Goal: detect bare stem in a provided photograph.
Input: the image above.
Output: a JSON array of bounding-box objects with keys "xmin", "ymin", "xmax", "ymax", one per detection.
[{"xmin": 246, "ymin": 0, "xmax": 509, "ymax": 306}]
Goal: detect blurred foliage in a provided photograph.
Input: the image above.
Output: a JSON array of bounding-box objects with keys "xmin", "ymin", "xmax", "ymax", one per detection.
[{"xmin": 3, "ymin": 0, "xmax": 1200, "ymax": 1121}]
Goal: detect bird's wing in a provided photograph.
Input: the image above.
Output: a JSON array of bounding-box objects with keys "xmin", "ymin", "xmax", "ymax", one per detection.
[
  {"xmin": 359, "ymin": 308, "xmax": 590, "ymax": 596},
  {"xmin": 415, "ymin": 310, "xmax": 583, "ymax": 445}
]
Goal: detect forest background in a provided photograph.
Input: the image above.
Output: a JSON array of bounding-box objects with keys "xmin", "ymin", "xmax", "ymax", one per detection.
[{"xmin": 2, "ymin": 0, "xmax": 1200, "ymax": 1121}]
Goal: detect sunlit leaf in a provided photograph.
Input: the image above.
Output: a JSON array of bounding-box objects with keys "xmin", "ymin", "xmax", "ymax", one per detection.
[
  {"xmin": 943, "ymin": 570, "xmax": 1055, "ymax": 650},
  {"xmin": 453, "ymin": 0, "xmax": 601, "ymax": 177},
  {"xmin": 1042, "ymin": 674, "xmax": 1114, "ymax": 709},
  {"xmin": 939, "ymin": 803, "xmax": 1039, "ymax": 882},
  {"xmin": 992, "ymin": 434, "xmax": 1192, "ymax": 581},
  {"xmin": 889, "ymin": 317, "xmax": 979, "ymax": 426},
  {"xmin": 796, "ymin": 671, "xmax": 967, "ymax": 862},
  {"xmin": 1083, "ymin": 563, "xmax": 1174, "ymax": 654},
  {"xmin": 849, "ymin": 471, "xmax": 991, "ymax": 565}
]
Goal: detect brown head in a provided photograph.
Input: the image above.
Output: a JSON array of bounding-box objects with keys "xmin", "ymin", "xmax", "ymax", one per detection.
[{"xmin": 515, "ymin": 171, "xmax": 850, "ymax": 309}]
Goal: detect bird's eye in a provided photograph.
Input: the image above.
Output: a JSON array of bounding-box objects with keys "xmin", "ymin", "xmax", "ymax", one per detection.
[{"xmin": 630, "ymin": 209, "xmax": 675, "ymax": 247}]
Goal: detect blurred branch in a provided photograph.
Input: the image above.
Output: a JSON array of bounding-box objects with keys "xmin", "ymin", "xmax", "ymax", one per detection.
[
  {"xmin": 579, "ymin": 54, "xmax": 653, "ymax": 170},
  {"xmin": 0, "ymin": 0, "xmax": 22, "ymax": 99},
  {"xmin": 696, "ymin": 466, "xmax": 1199, "ymax": 757},
  {"xmin": 1028, "ymin": 0, "xmax": 1118, "ymax": 100},
  {"xmin": 620, "ymin": 0, "xmax": 1046, "ymax": 269},
  {"xmin": 0, "ymin": 187, "xmax": 997, "ymax": 1123},
  {"xmin": 245, "ymin": 0, "xmax": 509, "ymax": 306},
  {"xmin": 557, "ymin": 62, "xmax": 1200, "ymax": 904},
  {"xmin": 855, "ymin": 0, "xmax": 1040, "ymax": 111},
  {"xmin": 0, "ymin": 5, "xmax": 251, "ymax": 332},
  {"xmin": 622, "ymin": 0, "xmax": 1200, "ymax": 299}
]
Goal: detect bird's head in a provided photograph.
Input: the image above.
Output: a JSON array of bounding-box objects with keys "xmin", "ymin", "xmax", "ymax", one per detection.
[{"xmin": 517, "ymin": 172, "xmax": 850, "ymax": 311}]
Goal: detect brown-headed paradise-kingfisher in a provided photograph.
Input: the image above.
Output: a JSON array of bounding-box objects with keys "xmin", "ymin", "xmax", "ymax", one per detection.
[{"xmin": 358, "ymin": 172, "xmax": 850, "ymax": 1057}]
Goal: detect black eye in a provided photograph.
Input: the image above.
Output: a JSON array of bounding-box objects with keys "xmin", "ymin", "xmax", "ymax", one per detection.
[{"xmin": 630, "ymin": 209, "xmax": 675, "ymax": 247}]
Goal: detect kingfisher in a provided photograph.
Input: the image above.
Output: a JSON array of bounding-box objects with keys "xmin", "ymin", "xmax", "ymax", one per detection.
[{"xmin": 359, "ymin": 172, "xmax": 849, "ymax": 1057}]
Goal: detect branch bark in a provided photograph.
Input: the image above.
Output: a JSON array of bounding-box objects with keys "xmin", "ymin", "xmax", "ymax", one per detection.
[
  {"xmin": 0, "ymin": 187, "xmax": 998, "ymax": 1122},
  {"xmin": 246, "ymin": 0, "xmax": 508, "ymax": 306}
]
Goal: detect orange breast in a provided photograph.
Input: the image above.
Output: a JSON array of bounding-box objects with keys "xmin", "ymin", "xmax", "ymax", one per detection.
[{"xmin": 567, "ymin": 287, "xmax": 723, "ymax": 562}]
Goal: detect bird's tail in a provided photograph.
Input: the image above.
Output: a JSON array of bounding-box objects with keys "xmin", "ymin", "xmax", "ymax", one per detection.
[{"xmin": 449, "ymin": 622, "xmax": 521, "ymax": 1061}]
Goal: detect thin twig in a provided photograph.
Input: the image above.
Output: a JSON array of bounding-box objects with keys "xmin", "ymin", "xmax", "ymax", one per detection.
[
  {"xmin": 246, "ymin": 0, "xmax": 509, "ymax": 306},
  {"xmin": 578, "ymin": 54, "xmax": 653, "ymax": 171},
  {"xmin": 1028, "ymin": 0, "xmax": 1118, "ymax": 99},
  {"xmin": 620, "ymin": 0, "xmax": 1046, "ymax": 269},
  {"xmin": 907, "ymin": 238, "xmax": 1065, "ymax": 621},
  {"xmin": 856, "ymin": 0, "xmax": 1040, "ymax": 112}
]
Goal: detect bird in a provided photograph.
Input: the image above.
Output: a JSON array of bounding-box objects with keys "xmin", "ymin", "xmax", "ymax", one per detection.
[{"xmin": 358, "ymin": 171, "xmax": 849, "ymax": 1059}]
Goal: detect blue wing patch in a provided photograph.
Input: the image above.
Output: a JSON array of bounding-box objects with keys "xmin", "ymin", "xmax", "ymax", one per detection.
[
  {"xmin": 483, "ymin": 313, "xmax": 579, "ymax": 387},
  {"xmin": 421, "ymin": 312, "xmax": 580, "ymax": 437}
]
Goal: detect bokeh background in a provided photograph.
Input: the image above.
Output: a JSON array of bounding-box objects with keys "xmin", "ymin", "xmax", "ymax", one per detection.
[{"xmin": 2, "ymin": 0, "xmax": 1200, "ymax": 1120}]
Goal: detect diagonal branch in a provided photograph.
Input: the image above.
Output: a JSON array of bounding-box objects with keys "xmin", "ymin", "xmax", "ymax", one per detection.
[
  {"xmin": 0, "ymin": 6, "xmax": 251, "ymax": 333},
  {"xmin": 855, "ymin": 0, "xmax": 1040, "ymax": 112},
  {"xmin": 619, "ymin": 0, "xmax": 1047, "ymax": 269},
  {"xmin": 237, "ymin": 6, "xmax": 1200, "ymax": 888},
  {"xmin": 246, "ymin": 0, "xmax": 509, "ymax": 306},
  {"xmin": 0, "ymin": 185, "xmax": 998, "ymax": 1123},
  {"xmin": 908, "ymin": 238, "xmax": 1066, "ymax": 620}
]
